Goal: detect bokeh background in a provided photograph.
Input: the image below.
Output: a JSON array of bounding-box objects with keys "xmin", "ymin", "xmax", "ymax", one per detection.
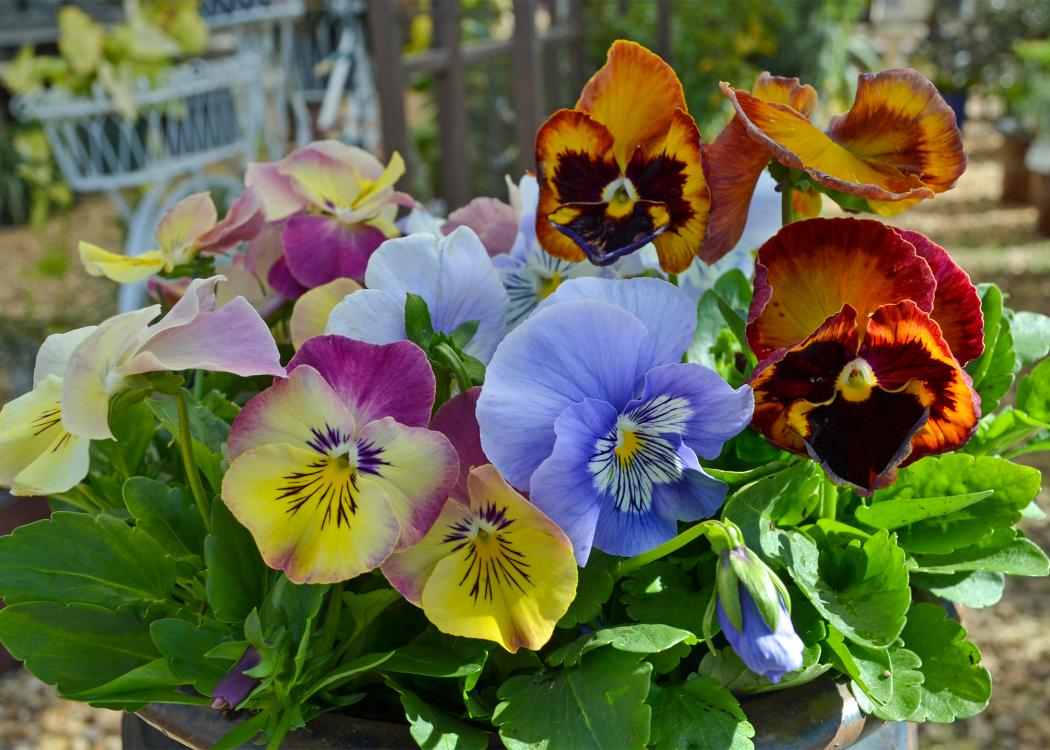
[{"xmin": 0, "ymin": 1, "xmax": 1048, "ymax": 748}]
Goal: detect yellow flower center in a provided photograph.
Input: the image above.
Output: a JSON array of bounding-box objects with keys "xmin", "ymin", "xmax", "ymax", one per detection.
[
  {"xmin": 537, "ymin": 272, "xmax": 563, "ymax": 300},
  {"xmin": 601, "ymin": 177, "xmax": 639, "ymax": 219},
  {"xmin": 614, "ymin": 419, "xmax": 644, "ymax": 465},
  {"xmin": 836, "ymin": 357, "xmax": 877, "ymax": 402}
]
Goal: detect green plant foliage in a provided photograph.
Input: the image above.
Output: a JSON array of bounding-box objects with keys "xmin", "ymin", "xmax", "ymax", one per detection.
[
  {"xmin": 647, "ymin": 676, "xmax": 755, "ymax": 750},
  {"xmin": 388, "ymin": 679, "xmax": 491, "ymax": 750},
  {"xmin": 124, "ymin": 477, "xmax": 207, "ymax": 559},
  {"xmin": 823, "ymin": 628, "xmax": 923, "ymax": 722},
  {"xmin": 493, "ymin": 649, "xmax": 653, "ymax": 750},
  {"xmin": 966, "ymin": 285, "xmax": 1020, "ymax": 412},
  {"xmin": 621, "ymin": 561, "xmax": 711, "ymax": 633},
  {"xmin": 547, "ymin": 624, "xmax": 697, "ymax": 668},
  {"xmin": 205, "ymin": 500, "xmax": 268, "ymax": 624},
  {"xmin": 696, "ymin": 643, "xmax": 827, "ymax": 696}
]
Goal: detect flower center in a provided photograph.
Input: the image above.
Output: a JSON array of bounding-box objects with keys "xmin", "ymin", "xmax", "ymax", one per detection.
[
  {"xmin": 614, "ymin": 418, "xmax": 644, "ymax": 464},
  {"xmin": 443, "ymin": 502, "xmax": 533, "ymax": 604},
  {"xmin": 836, "ymin": 357, "xmax": 877, "ymax": 402},
  {"xmin": 601, "ymin": 177, "xmax": 639, "ymax": 219},
  {"xmin": 537, "ymin": 272, "xmax": 563, "ymax": 300}
]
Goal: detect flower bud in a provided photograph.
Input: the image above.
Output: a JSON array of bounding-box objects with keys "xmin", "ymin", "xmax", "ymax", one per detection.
[
  {"xmin": 211, "ymin": 646, "xmax": 261, "ymax": 711},
  {"xmin": 715, "ymin": 546, "xmax": 803, "ymax": 683}
]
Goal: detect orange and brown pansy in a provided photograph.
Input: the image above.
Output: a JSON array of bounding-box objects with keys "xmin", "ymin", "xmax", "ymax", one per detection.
[
  {"xmin": 534, "ymin": 40, "xmax": 710, "ymax": 273},
  {"xmin": 751, "ymin": 301, "xmax": 979, "ymax": 495}
]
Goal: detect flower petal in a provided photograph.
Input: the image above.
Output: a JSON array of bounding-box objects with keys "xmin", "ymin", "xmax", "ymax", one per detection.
[
  {"xmin": 222, "ymin": 442, "xmax": 400, "ymax": 583},
  {"xmin": 751, "ymin": 72, "xmax": 817, "ymax": 116},
  {"xmin": 626, "ymin": 362, "xmax": 754, "ymax": 459},
  {"xmin": 290, "ymin": 277, "xmax": 363, "ymax": 350},
  {"xmin": 282, "ymin": 214, "xmax": 386, "ymax": 288},
  {"xmin": 477, "ymin": 299, "xmax": 652, "ymax": 490},
  {"xmin": 325, "ymin": 288, "xmax": 409, "ymax": 345},
  {"xmin": 444, "ymin": 197, "xmax": 518, "ymax": 256},
  {"xmin": 382, "ymin": 497, "xmax": 475, "ymax": 604},
  {"xmin": 576, "ymin": 40, "xmax": 686, "ymax": 168},
  {"xmin": 245, "ymin": 161, "xmax": 308, "ymax": 221},
  {"xmin": 537, "ymin": 276, "xmax": 695, "ymax": 367},
  {"xmin": 62, "ymin": 306, "xmax": 160, "ymax": 439},
  {"xmin": 415, "ymin": 465, "xmax": 577, "ymax": 652},
  {"xmin": 862, "ymin": 301, "xmax": 979, "ymax": 466},
  {"xmin": 288, "ymin": 336, "xmax": 435, "ymax": 428},
  {"xmin": 79, "ymin": 242, "xmax": 165, "ymax": 284},
  {"xmin": 277, "ymin": 140, "xmax": 368, "ymax": 210},
  {"xmin": 826, "ymin": 70, "xmax": 966, "ymax": 195},
  {"xmin": 895, "ymin": 229, "xmax": 984, "ymax": 365},
  {"xmin": 430, "ymin": 387, "xmax": 486, "ymax": 502},
  {"xmin": 268, "ymin": 256, "xmax": 309, "ymax": 301},
  {"xmin": 535, "ymin": 109, "xmax": 615, "ymax": 264},
  {"xmin": 0, "ymin": 375, "xmax": 90, "ymax": 495},
  {"xmin": 747, "ymin": 218, "xmax": 936, "ymax": 361},
  {"xmin": 227, "ymin": 364, "xmax": 356, "ymax": 462},
  {"xmin": 34, "ymin": 326, "xmax": 96, "ymax": 385},
  {"xmin": 197, "ymin": 188, "xmax": 265, "ymax": 254},
  {"xmin": 156, "ymin": 192, "xmax": 218, "ymax": 258},
  {"xmin": 723, "ymin": 84, "xmax": 934, "ymax": 202}
]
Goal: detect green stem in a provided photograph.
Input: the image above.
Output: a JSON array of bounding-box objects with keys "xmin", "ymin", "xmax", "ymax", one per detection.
[
  {"xmin": 433, "ymin": 371, "xmax": 452, "ymax": 414},
  {"xmin": 176, "ymin": 390, "xmax": 212, "ymax": 532},
  {"xmin": 433, "ymin": 343, "xmax": 474, "ymax": 393},
  {"xmin": 819, "ymin": 484, "xmax": 840, "ymax": 520},
  {"xmin": 615, "ymin": 520, "xmax": 720, "ymax": 578},
  {"xmin": 781, "ymin": 183, "xmax": 795, "ymax": 226}
]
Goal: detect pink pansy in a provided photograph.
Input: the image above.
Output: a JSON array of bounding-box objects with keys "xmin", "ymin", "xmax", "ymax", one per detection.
[
  {"xmin": 222, "ymin": 335, "xmax": 459, "ymax": 584},
  {"xmin": 79, "ymin": 190, "xmax": 264, "ymax": 285},
  {"xmin": 245, "ymin": 141, "xmax": 412, "ymax": 294},
  {"xmin": 62, "ymin": 275, "xmax": 285, "ymax": 440}
]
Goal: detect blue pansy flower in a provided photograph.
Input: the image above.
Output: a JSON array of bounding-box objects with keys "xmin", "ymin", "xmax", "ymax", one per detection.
[
  {"xmin": 476, "ymin": 276, "xmax": 754, "ymax": 562},
  {"xmin": 326, "ymin": 226, "xmax": 509, "ymax": 363}
]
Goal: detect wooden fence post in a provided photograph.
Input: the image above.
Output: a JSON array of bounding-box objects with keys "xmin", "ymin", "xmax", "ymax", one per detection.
[
  {"xmin": 367, "ymin": 0, "xmax": 411, "ymax": 188},
  {"xmin": 656, "ymin": 0, "xmax": 673, "ymax": 65},
  {"xmin": 512, "ymin": 0, "xmax": 541, "ymax": 175},
  {"xmin": 433, "ymin": 0, "xmax": 471, "ymax": 209}
]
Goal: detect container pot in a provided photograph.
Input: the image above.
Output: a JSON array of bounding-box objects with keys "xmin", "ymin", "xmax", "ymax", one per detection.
[
  {"xmin": 123, "ymin": 676, "xmax": 915, "ymax": 750},
  {"xmin": 1026, "ymin": 137, "xmax": 1050, "ymax": 237},
  {"xmin": 998, "ymin": 124, "xmax": 1035, "ymax": 204}
]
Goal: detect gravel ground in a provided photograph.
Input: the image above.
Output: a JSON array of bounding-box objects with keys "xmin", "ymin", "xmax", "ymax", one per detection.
[{"xmin": 0, "ymin": 121, "xmax": 1046, "ymax": 749}]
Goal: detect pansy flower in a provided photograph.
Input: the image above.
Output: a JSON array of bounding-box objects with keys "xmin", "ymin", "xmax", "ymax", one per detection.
[
  {"xmin": 79, "ymin": 190, "xmax": 264, "ymax": 284},
  {"xmin": 0, "ymin": 276, "xmax": 283, "ymax": 494},
  {"xmin": 703, "ymin": 70, "xmax": 966, "ymax": 261},
  {"xmin": 747, "ymin": 218, "xmax": 982, "ymax": 494},
  {"xmin": 443, "ymin": 194, "xmax": 518, "ymax": 256},
  {"xmin": 383, "ymin": 389, "xmax": 578, "ymax": 653},
  {"xmin": 246, "ymin": 140, "xmax": 410, "ymax": 295},
  {"xmin": 222, "ymin": 335, "xmax": 458, "ymax": 583},
  {"xmin": 326, "ymin": 227, "xmax": 509, "ymax": 364},
  {"xmin": 477, "ymin": 277, "xmax": 753, "ymax": 562},
  {"xmin": 535, "ymin": 40, "xmax": 710, "ymax": 272}
]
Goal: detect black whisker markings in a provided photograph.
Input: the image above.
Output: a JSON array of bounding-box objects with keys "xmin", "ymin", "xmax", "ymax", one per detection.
[
  {"xmin": 356, "ymin": 439, "xmax": 391, "ymax": 476},
  {"xmin": 443, "ymin": 501, "xmax": 534, "ymax": 605},
  {"xmin": 50, "ymin": 432, "xmax": 72, "ymax": 454},
  {"xmin": 275, "ymin": 458, "xmax": 359, "ymax": 530},
  {"xmin": 306, "ymin": 424, "xmax": 354, "ymax": 454},
  {"xmin": 29, "ymin": 407, "xmax": 62, "ymax": 437},
  {"xmin": 589, "ymin": 419, "xmax": 684, "ymax": 513}
]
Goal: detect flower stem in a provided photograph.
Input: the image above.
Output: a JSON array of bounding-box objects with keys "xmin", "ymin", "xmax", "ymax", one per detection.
[
  {"xmin": 317, "ymin": 582, "xmax": 345, "ymax": 656},
  {"xmin": 781, "ymin": 184, "xmax": 795, "ymax": 226},
  {"xmin": 433, "ymin": 343, "xmax": 474, "ymax": 394},
  {"xmin": 176, "ymin": 389, "xmax": 212, "ymax": 532},
  {"xmin": 615, "ymin": 520, "xmax": 721, "ymax": 578}
]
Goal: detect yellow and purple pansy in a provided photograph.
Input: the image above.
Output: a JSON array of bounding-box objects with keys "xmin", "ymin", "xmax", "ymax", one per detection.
[
  {"xmin": 535, "ymin": 40, "xmax": 710, "ymax": 273},
  {"xmin": 383, "ymin": 389, "xmax": 577, "ymax": 653},
  {"xmin": 477, "ymin": 277, "xmax": 753, "ymax": 562},
  {"xmin": 246, "ymin": 140, "xmax": 411, "ymax": 296},
  {"xmin": 746, "ymin": 218, "xmax": 982, "ymax": 494},
  {"xmin": 0, "ymin": 275, "xmax": 283, "ymax": 495},
  {"xmin": 221, "ymin": 335, "xmax": 459, "ymax": 584},
  {"xmin": 79, "ymin": 189, "xmax": 264, "ymax": 284},
  {"xmin": 702, "ymin": 69, "xmax": 966, "ymax": 260}
]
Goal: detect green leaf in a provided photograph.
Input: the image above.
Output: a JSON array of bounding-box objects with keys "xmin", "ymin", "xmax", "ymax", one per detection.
[
  {"xmin": 150, "ymin": 618, "xmax": 233, "ymax": 694},
  {"xmin": 901, "ymin": 603, "xmax": 991, "ymax": 722},
  {"xmin": 66, "ymin": 657, "xmax": 205, "ymax": 709},
  {"xmin": 388, "ymin": 678, "xmax": 491, "ymax": 750},
  {"xmin": 383, "ymin": 644, "xmax": 487, "ymax": 679},
  {"xmin": 449, "ymin": 319, "xmax": 481, "ymax": 350},
  {"xmin": 822, "ymin": 628, "xmax": 923, "ymax": 722},
  {"xmin": 557, "ymin": 550, "xmax": 616, "ymax": 628},
  {"xmin": 966, "ymin": 285, "xmax": 1019, "ymax": 412},
  {"xmin": 695, "ymin": 643, "xmax": 827, "ymax": 695},
  {"xmin": 58, "ymin": 7, "xmax": 104, "ymax": 76},
  {"xmin": 405, "ymin": 293, "xmax": 436, "ymax": 348},
  {"xmin": 964, "ymin": 407, "xmax": 1049, "ymax": 457},
  {"xmin": 304, "ymin": 652, "xmax": 393, "ymax": 700},
  {"xmin": 621, "ymin": 562, "xmax": 710, "ymax": 633},
  {"xmin": 205, "ymin": 500, "xmax": 268, "ymax": 624},
  {"xmin": 864, "ymin": 454, "xmax": 1040, "ymax": 554},
  {"xmin": 212, "ymin": 709, "xmax": 271, "ymax": 750},
  {"xmin": 722, "ymin": 464, "xmax": 823, "ymax": 567},
  {"xmin": 912, "ymin": 529, "xmax": 1050, "ymax": 575},
  {"xmin": 1009, "ymin": 310, "xmax": 1050, "ymax": 366},
  {"xmin": 648, "ymin": 676, "xmax": 755, "ymax": 750},
  {"xmin": 0, "ymin": 603, "xmax": 159, "ymax": 695},
  {"xmin": 0, "ymin": 511, "xmax": 176, "ymax": 609},
  {"xmin": 784, "ymin": 530, "xmax": 909, "ymax": 648},
  {"xmin": 547, "ymin": 624, "xmax": 697, "ymax": 668},
  {"xmin": 1018, "ymin": 357, "xmax": 1050, "ymax": 422},
  {"xmin": 148, "ymin": 390, "xmax": 231, "ymax": 492},
  {"xmin": 910, "ymin": 570, "xmax": 1005, "ymax": 608},
  {"xmin": 493, "ymin": 649, "xmax": 652, "ymax": 750},
  {"xmin": 124, "ymin": 477, "xmax": 207, "ymax": 558}
]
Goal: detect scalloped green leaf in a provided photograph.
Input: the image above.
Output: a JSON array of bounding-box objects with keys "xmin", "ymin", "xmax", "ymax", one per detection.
[
  {"xmin": 547, "ymin": 624, "xmax": 697, "ymax": 668},
  {"xmin": 902, "ymin": 603, "xmax": 991, "ymax": 722},
  {"xmin": 557, "ymin": 550, "xmax": 616, "ymax": 628},
  {"xmin": 785, "ymin": 530, "xmax": 909, "ymax": 648},
  {"xmin": 621, "ymin": 562, "xmax": 710, "ymax": 633},
  {"xmin": 124, "ymin": 477, "xmax": 207, "ymax": 559},
  {"xmin": 648, "ymin": 676, "xmax": 755, "ymax": 750},
  {"xmin": 823, "ymin": 628, "xmax": 923, "ymax": 722},
  {"xmin": 493, "ymin": 649, "xmax": 652, "ymax": 750},
  {"xmin": 1018, "ymin": 357, "xmax": 1050, "ymax": 422}
]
